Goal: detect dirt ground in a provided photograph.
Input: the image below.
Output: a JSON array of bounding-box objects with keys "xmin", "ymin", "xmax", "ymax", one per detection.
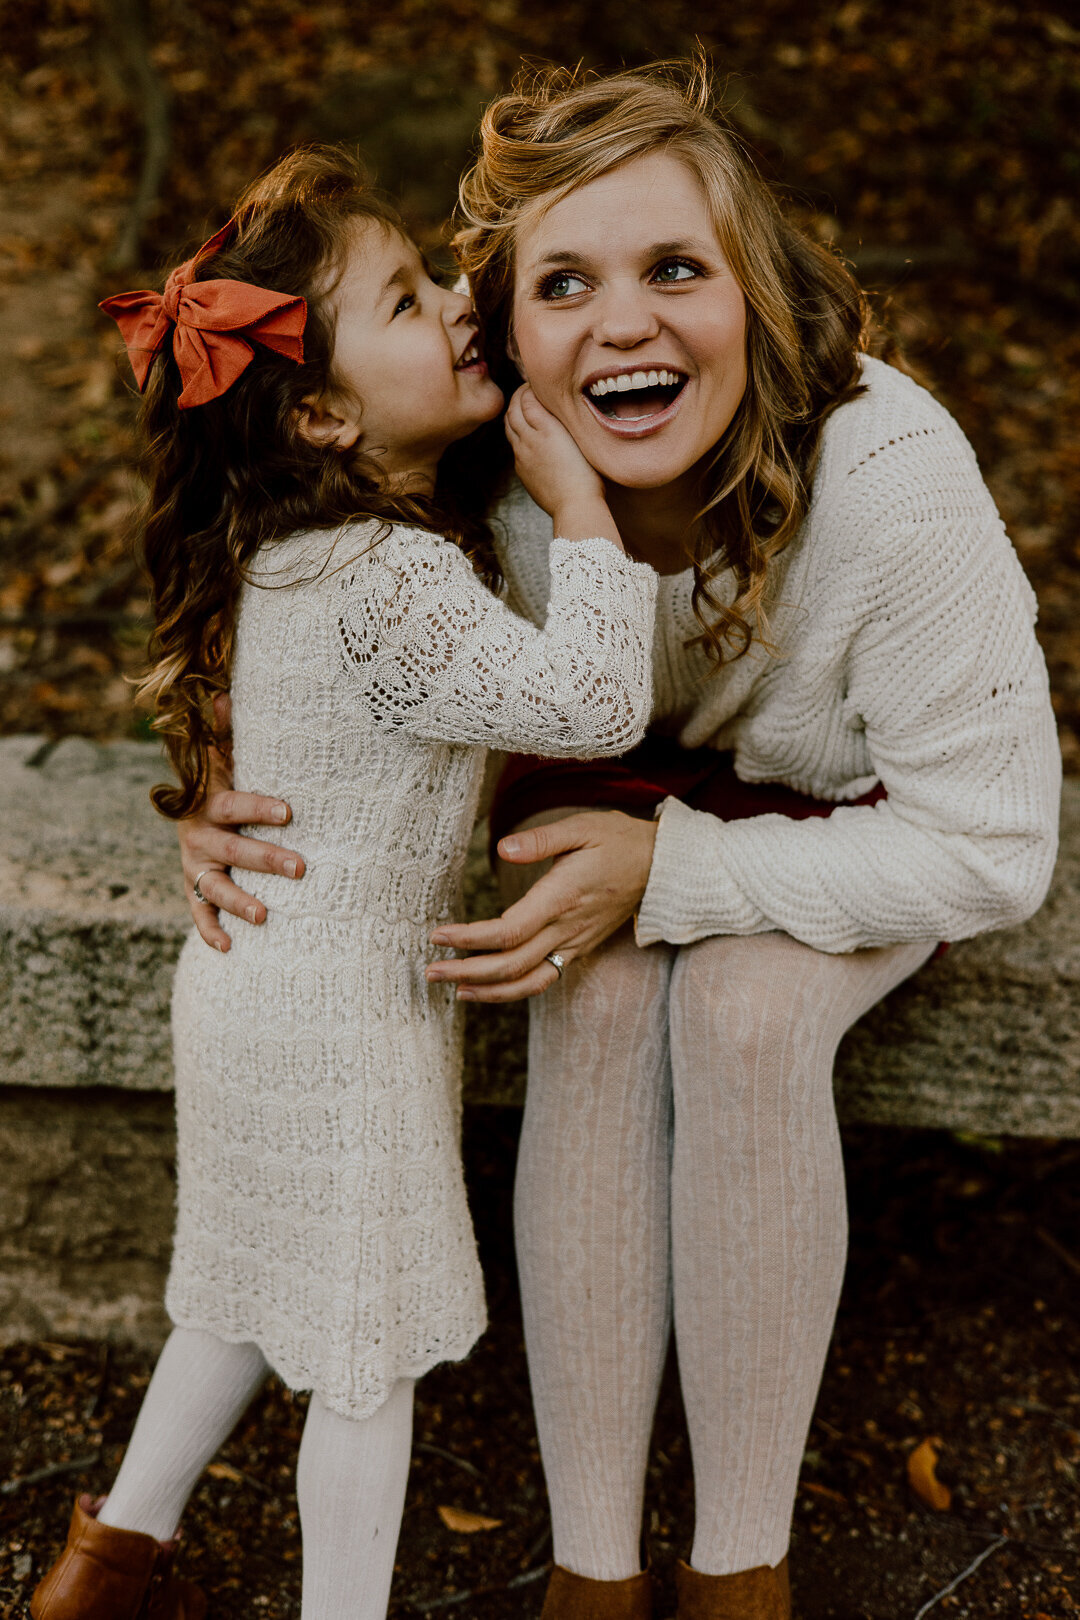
[{"xmin": 2, "ymin": 1115, "xmax": 1078, "ymax": 1620}]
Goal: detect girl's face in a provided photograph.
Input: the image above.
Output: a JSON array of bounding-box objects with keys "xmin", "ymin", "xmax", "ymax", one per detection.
[
  {"xmin": 510, "ymin": 151, "xmax": 747, "ymax": 493},
  {"xmin": 304, "ymin": 222, "xmax": 504, "ymax": 486}
]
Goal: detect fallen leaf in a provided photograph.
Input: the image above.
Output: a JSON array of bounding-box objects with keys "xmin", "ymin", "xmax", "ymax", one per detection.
[
  {"xmin": 799, "ymin": 1480, "xmax": 847, "ymax": 1504},
  {"xmin": 907, "ymin": 1436, "xmax": 952, "ymax": 1511},
  {"xmin": 206, "ymin": 1461, "xmax": 245, "ymax": 1483},
  {"xmin": 436, "ymin": 1505, "xmax": 503, "ymax": 1533}
]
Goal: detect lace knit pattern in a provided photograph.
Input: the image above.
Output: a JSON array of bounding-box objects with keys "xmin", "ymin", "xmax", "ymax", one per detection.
[
  {"xmin": 165, "ymin": 525, "xmax": 656, "ymax": 1420},
  {"xmin": 491, "ymin": 355, "xmax": 1061, "ymax": 953}
]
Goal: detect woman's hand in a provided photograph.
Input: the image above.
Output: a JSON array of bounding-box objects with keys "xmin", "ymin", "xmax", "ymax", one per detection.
[
  {"xmin": 505, "ymin": 386, "xmax": 618, "ymax": 545},
  {"xmin": 179, "ymin": 708, "xmax": 305, "ymax": 951},
  {"xmin": 425, "ymin": 810, "xmax": 657, "ymax": 1000}
]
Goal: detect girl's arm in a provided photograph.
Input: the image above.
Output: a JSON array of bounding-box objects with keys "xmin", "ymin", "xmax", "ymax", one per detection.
[
  {"xmin": 339, "ymin": 525, "xmax": 655, "ymax": 757},
  {"xmin": 338, "ymin": 389, "xmax": 657, "ymax": 757}
]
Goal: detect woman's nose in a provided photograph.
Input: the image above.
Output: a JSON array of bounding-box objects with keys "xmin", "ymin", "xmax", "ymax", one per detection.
[{"xmin": 593, "ymin": 283, "xmax": 661, "ymax": 347}]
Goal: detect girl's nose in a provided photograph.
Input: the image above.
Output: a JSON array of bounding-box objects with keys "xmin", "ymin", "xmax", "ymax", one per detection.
[
  {"xmin": 444, "ymin": 287, "xmax": 476, "ymax": 327},
  {"xmin": 593, "ymin": 283, "xmax": 661, "ymax": 348}
]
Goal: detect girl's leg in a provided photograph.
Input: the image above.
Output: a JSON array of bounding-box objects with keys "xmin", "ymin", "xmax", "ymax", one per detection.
[
  {"xmin": 98, "ymin": 1326, "xmax": 270, "ymax": 1539},
  {"xmin": 514, "ymin": 917, "xmax": 676, "ymax": 1582},
  {"xmin": 296, "ymin": 1378, "xmax": 415, "ymax": 1620},
  {"xmin": 668, "ymin": 931, "xmax": 935, "ymax": 1575}
]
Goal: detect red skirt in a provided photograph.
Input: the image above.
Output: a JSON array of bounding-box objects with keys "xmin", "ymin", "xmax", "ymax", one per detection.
[{"xmin": 489, "ymin": 733, "xmax": 887, "ymax": 856}]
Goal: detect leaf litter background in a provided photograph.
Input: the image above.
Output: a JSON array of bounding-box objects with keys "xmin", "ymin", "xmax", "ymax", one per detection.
[{"xmin": 1, "ymin": 2, "xmax": 1079, "ymax": 1616}]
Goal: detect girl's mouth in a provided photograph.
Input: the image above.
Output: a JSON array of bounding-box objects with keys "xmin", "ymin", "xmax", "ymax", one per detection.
[
  {"xmin": 455, "ymin": 339, "xmax": 487, "ymax": 374},
  {"xmin": 581, "ymin": 368, "xmax": 688, "ymax": 434}
]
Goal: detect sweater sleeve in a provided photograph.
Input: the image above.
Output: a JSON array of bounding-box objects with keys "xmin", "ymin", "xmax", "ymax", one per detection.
[
  {"xmin": 636, "ymin": 492, "xmax": 1061, "ymax": 953},
  {"xmin": 336, "ymin": 527, "xmax": 656, "ymax": 757}
]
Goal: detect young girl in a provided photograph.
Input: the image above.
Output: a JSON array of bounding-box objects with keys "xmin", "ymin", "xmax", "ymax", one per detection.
[{"xmin": 31, "ymin": 148, "xmax": 656, "ymax": 1620}]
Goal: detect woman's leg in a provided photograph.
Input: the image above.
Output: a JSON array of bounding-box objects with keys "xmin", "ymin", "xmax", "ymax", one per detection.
[
  {"xmin": 668, "ymin": 932, "xmax": 935, "ymax": 1575},
  {"xmin": 97, "ymin": 1326, "xmax": 270, "ymax": 1539},
  {"xmin": 296, "ymin": 1379, "xmax": 415, "ymax": 1620},
  {"xmin": 510, "ymin": 804, "xmax": 676, "ymax": 1580}
]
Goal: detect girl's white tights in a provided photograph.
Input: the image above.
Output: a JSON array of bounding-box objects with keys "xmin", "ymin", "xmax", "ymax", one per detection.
[
  {"xmin": 515, "ymin": 924, "xmax": 934, "ymax": 1580},
  {"xmin": 97, "ymin": 1325, "xmax": 414, "ymax": 1619}
]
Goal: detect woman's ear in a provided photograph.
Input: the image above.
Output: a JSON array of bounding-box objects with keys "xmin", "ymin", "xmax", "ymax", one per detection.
[{"xmin": 294, "ymin": 394, "xmax": 362, "ymax": 451}]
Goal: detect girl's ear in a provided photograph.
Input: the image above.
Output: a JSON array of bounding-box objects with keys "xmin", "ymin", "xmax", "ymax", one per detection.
[
  {"xmin": 294, "ymin": 394, "xmax": 362, "ymax": 451},
  {"xmin": 506, "ymin": 326, "xmax": 523, "ymax": 373}
]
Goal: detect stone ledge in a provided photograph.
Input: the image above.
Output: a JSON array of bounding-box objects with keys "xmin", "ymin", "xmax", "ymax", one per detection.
[{"xmin": 1, "ymin": 735, "xmax": 1077, "ymax": 1135}]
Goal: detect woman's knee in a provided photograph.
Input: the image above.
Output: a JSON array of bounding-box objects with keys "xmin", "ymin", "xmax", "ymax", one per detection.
[
  {"xmin": 669, "ymin": 930, "xmax": 933, "ymax": 1073},
  {"xmin": 524, "ymin": 924, "xmax": 675, "ymax": 1113}
]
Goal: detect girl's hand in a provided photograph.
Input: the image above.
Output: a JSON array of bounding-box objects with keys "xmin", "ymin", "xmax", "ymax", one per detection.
[
  {"xmin": 425, "ymin": 810, "xmax": 656, "ymax": 999},
  {"xmin": 505, "ymin": 386, "xmax": 619, "ymax": 546},
  {"xmin": 179, "ymin": 707, "xmax": 305, "ymax": 951}
]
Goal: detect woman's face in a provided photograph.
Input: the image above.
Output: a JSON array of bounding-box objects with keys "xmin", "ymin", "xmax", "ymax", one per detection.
[{"xmin": 510, "ymin": 150, "xmax": 747, "ymax": 493}]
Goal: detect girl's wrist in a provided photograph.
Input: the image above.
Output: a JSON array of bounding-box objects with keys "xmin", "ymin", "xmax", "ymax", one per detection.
[{"xmin": 551, "ymin": 497, "xmax": 623, "ymax": 549}]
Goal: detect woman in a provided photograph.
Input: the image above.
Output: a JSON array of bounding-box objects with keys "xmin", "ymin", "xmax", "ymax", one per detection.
[{"xmin": 177, "ymin": 63, "xmax": 1060, "ymax": 1619}]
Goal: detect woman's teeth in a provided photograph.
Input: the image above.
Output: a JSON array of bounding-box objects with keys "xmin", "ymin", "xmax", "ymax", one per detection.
[
  {"xmin": 588, "ymin": 368, "xmax": 682, "ymax": 397},
  {"xmin": 586, "ymin": 368, "xmax": 686, "ymax": 422},
  {"xmin": 456, "ymin": 342, "xmax": 481, "ymax": 369}
]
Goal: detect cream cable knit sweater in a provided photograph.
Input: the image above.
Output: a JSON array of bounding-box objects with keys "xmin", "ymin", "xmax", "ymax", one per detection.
[
  {"xmin": 490, "ymin": 356, "xmax": 1060, "ymax": 953},
  {"xmin": 166, "ymin": 525, "xmax": 656, "ymax": 1419}
]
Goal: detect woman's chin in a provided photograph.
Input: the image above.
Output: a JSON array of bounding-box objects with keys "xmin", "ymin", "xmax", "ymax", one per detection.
[
  {"xmin": 567, "ymin": 410, "xmax": 700, "ymax": 491},
  {"xmin": 587, "ymin": 439, "xmax": 699, "ymax": 491}
]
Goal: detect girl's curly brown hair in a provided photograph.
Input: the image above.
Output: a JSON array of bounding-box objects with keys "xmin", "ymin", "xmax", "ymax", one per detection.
[
  {"xmin": 454, "ymin": 58, "xmax": 871, "ymax": 667},
  {"xmin": 131, "ymin": 146, "xmax": 502, "ymax": 820}
]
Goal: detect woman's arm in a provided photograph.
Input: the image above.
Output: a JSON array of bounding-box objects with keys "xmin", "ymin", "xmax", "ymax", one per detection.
[
  {"xmin": 433, "ymin": 460, "xmax": 1062, "ymax": 992},
  {"xmin": 177, "ymin": 712, "xmax": 305, "ymax": 951},
  {"xmin": 632, "ymin": 513, "xmax": 1060, "ymax": 953}
]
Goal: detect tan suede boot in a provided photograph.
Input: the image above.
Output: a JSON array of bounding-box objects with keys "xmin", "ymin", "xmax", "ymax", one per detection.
[
  {"xmin": 30, "ymin": 1495, "xmax": 206, "ymax": 1620},
  {"xmin": 675, "ymin": 1556, "xmax": 791, "ymax": 1619},
  {"xmin": 540, "ymin": 1563, "xmax": 654, "ymax": 1619}
]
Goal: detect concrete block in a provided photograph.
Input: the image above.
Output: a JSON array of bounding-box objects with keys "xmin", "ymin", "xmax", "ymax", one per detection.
[
  {"xmin": 0, "ymin": 1086, "xmax": 174, "ymax": 1347},
  {"xmin": 0, "ymin": 736, "xmax": 187, "ymax": 1091},
  {"xmin": 1, "ymin": 735, "xmax": 1078, "ymax": 1135}
]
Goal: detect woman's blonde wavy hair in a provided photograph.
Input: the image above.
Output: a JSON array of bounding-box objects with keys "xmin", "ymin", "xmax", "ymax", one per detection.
[{"xmin": 454, "ymin": 58, "xmax": 872, "ymax": 665}]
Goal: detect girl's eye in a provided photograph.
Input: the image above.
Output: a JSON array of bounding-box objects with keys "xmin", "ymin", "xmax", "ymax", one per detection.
[
  {"xmin": 538, "ymin": 271, "xmax": 589, "ymax": 301},
  {"xmin": 652, "ymin": 260, "xmax": 700, "ymax": 285},
  {"xmin": 392, "ymin": 292, "xmax": 416, "ymax": 316}
]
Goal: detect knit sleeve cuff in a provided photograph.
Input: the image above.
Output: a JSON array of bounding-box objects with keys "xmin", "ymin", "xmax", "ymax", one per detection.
[{"xmin": 634, "ymin": 796, "xmax": 758, "ymax": 947}]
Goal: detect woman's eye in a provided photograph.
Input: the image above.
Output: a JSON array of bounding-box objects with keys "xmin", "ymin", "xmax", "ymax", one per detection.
[
  {"xmin": 652, "ymin": 260, "xmax": 700, "ymax": 284},
  {"xmin": 539, "ymin": 271, "xmax": 589, "ymax": 301},
  {"xmin": 392, "ymin": 292, "xmax": 416, "ymax": 316}
]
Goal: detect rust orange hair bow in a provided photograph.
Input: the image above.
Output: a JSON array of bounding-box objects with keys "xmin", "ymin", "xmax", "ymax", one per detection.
[{"xmin": 99, "ymin": 224, "xmax": 307, "ymax": 409}]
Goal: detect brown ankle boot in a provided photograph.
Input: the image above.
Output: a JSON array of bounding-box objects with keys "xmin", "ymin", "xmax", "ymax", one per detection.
[
  {"xmin": 541, "ymin": 1563, "xmax": 654, "ymax": 1619},
  {"xmin": 30, "ymin": 1495, "xmax": 207, "ymax": 1620},
  {"xmin": 675, "ymin": 1556, "xmax": 791, "ymax": 1619}
]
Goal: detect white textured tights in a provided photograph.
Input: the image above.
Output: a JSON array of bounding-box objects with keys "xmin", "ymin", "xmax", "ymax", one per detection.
[
  {"xmin": 99, "ymin": 1326, "xmax": 414, "ymax": 1618},
  {"xmin": 515, "ymin": 922, "xmax": 934, "ymax": 1580},
  {"xmin": 98, "ymin": 1328, "xmax": 269, "ymax": 1541}
]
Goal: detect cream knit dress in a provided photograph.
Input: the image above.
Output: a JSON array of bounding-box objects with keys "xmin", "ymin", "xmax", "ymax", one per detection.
[
  {"xmin": 491, "ymin": 355, "xmax": 1061, "ymax": 951},
  {"xmin": 165, "ymin": 524, "xmax": 657, "ymax": 1420}
]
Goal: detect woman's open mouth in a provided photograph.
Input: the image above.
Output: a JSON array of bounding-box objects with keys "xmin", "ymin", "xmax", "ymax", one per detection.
[{"xmin": 582, "ymin": 367, "xmax": 688, "ymax": 434}]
